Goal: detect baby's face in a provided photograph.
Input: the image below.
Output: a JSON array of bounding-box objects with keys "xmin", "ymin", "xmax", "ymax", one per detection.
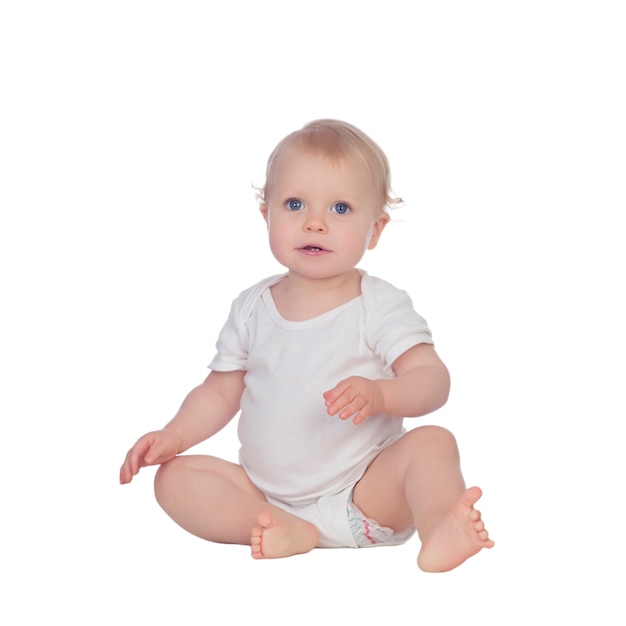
[{"xmin": 261, "ymin": 145, "xmax": 389, "ymax": 282}]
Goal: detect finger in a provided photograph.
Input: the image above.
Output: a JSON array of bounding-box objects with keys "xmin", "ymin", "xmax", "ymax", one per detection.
[
  {"xmin": 146, "ymin": 436, "xmax": 172, "ymax": 467},
  {"xmin": 119, "ymin": 452, "xmax": 134, "ymax": 484},
  {"xmin": 324, "ymin": 376, "xmax": 357, "ymax": 401},
  {"xmin": 119, "ymin": 464, "xmax": 130, "ymax": 484},
  {"xmin": 326, "ymin": 393, "xmax": 353, "ymax": 415},
  {"xmin": 332, "ymin": 396, "xmax": 357, "ymax": 418},
  {"xmin": 126, "ymin": 448, "xmax": 143, "ymax": 475},
  {"xmin": 120, "ymin": 448, "xmax": 140, "ymax": 484},
  {"xmin": 326, "ymin": 387, "xmax": 358, "ymax": 416},
  {"xmin": 338, "ymin": 400, "xmax": 357, "ymax": 420},
  {"xmin": 352, "ymin": 412, "xmax": 366, "ymax": 425},
  {"xmin": 351, "ymin": 403, "xmax": 372, "ymax": 425},
  {"xmin": 127, "ymin": 438, "xmax": 152, "ymax": 474},
  {"xmin": 339, "ymin": 397, "xmax": 368, "ymax": 421},
  {"xmin": 144, "ymin": 445, "xmax": 161, "ymax": 466},
  {"xmin": 323, "ymin": 383, "xmax": 347, "ymax": 407}
]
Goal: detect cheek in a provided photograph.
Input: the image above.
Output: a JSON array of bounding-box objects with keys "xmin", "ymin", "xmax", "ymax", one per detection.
[
  {"xmin": 267, "ymin": 219, "xmax": 285, "ymax": 240},
  {"xmin": 358, "ymin": 224, "xmax": 377, "ymax": 248},
  {"xmin": 342, "ymin": 228, "xmax": 374, "ymax": 258},
  {"xmin": 266, "ymin": 222, "xmax": 290, "ymax": 256}
]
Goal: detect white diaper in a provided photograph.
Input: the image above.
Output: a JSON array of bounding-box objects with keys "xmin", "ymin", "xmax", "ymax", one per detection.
[
  {"xmin": 347, "ymin": 496, "xmax": 415, "ymax": 548},
  {"xmin": 265, "ymin": 484, "xmax": 358, "ymax": 548},
  {"xmin": 266, "ymin": 485, "xmax": 415, "ymax": 549}
]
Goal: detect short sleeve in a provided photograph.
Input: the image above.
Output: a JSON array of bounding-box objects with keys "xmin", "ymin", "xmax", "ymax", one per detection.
[
  {"xmin": 207, "ymin": 274, "xmax": 284, "ymax": 372},
  {"xmin": 362, "ymin": 274, "xmax": 433, "ymax": 375},
  {"xmin": 207, "ymin": 295, "xmax": 249, "ymax": 372}
]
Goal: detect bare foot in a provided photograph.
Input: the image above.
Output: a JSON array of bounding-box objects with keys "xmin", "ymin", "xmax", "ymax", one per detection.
[
  {"xmin": 417, "ymin": 486, "xmax": 494, "ymax": 573},
  {"xmin": 250, "ymin": 511, "xmax": 319, "ymax": 559}
]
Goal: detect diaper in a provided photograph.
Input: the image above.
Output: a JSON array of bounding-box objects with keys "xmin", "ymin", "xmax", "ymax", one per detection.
[
  {"xmin": 266, "ymin": 484, "xmax": 358, "ymax": 548},
  {"xmin": 266, "ymin": 485, "xmax": 415, "ymax": 549},
  {"xmin": 347, "ymin": 496, "xmax": 415, "ymax": 548}
]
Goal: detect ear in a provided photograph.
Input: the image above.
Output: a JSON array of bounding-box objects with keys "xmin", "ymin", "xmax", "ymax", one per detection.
[
  {"xmin": 367, "ymin": 211, "xmax": 390, "ymax": 250},
  {"xmin": 260, "ymin": 203, "xmax": 269, "ymax": 225}
]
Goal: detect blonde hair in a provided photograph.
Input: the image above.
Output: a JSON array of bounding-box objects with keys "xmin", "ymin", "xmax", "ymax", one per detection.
[{"xmin": 259, "ymin": 119, "xmax": 402, "ymax": 211}]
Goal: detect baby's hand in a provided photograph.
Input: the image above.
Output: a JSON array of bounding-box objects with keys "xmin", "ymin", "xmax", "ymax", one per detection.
[
  {"xmin": 323, "ymin": 376, "xmax": 384, "ymax": 425},
  {"xmin": 119, "ymin": 428, "xmax": 181, "ymax": 484}
]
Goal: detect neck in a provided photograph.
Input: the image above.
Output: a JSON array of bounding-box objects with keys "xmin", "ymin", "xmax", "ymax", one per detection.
[
  {"xmin": 271, "ymin": 270, "xmax": 362, "ymax": 321},
  {"xmin": 282, "ymin": 269, "xmax": 361, "ymax": 294}
]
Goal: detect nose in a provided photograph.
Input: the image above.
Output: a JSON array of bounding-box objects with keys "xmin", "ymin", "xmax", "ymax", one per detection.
[{"xmin": 304, "ymin": 211, "xmax": 328, "ymax": 233}]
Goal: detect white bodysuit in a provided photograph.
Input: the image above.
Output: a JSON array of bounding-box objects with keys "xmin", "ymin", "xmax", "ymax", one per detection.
[{"xmin": 208, "ymin": 270, "xmax": 433, "ymax": 515}]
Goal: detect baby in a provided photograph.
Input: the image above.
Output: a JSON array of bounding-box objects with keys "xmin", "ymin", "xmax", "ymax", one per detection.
[{"xmin": 120, "ymin": 119, "xmax": 494, "ymax": 572}]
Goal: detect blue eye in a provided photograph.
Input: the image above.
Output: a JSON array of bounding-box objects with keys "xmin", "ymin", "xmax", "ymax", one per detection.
[
  {"xmin": 287, "ymin": 199, "xmax": 304, "ymax": 211},
  {"xmin": 332, "ymin": 202, "xmax": 350, "ymax": 215}
]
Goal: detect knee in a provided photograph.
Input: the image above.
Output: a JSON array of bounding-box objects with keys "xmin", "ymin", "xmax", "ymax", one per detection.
[
  {"xmin": 404, "ymin": 425, "xmax": 460, "ymax": 457},
  {"xmin": 154, "ymin": 456, "xmax": 185, "ymax": 505}
]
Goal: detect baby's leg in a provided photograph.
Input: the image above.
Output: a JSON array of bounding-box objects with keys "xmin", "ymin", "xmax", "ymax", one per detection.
[
  {"xmin": 352, "ymin": 426, "xmax": 494, "ymax": 572},
  {"xmin": 154, "ymin": 455, "xmax": 319, "ymax": 557}
]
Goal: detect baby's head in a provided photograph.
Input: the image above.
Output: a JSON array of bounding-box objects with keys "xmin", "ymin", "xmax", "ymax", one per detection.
[{"xmin": 260, "ymin": 119, "xmax": 400, "ymax": 212}]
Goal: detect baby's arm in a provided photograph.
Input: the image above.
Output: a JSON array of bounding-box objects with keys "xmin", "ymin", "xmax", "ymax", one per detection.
[
  {"xmin": 323, "ymin": 343, "xmax": 450, "ymax": 425},
  {"xmin": 119, "ymin": 370, "xmax": 245, "ymax": 484}
]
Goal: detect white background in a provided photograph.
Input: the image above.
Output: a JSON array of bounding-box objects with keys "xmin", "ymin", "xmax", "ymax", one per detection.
[{"xmin": 1, "ymin": 1, "xmax": 624, "ymax": 623}]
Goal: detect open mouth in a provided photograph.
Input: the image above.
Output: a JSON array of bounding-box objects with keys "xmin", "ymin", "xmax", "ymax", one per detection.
[{"xmin": 298, "ymin": 243, "xmax": 330, "ymax": 255}]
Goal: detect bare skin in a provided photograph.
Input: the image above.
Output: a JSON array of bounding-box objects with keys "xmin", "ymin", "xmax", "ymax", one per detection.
[
  {"xmin": 348, "ymin": 425, "xmax": 494, "ymax": 572},
  {"xmin": 417, "ymin": 486, "xmax": 493, "ymax": 572},
  {"xmin": 250, "ymin": 512, "xmax": 319, "ymax": 559},
  {"xmin": 153, "ymin": 454, "xmax": 319, "ymax": 555}
]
